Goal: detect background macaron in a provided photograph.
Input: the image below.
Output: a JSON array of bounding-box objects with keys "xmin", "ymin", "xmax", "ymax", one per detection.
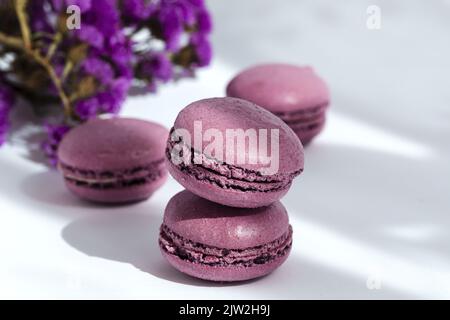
[
  {"xmin": 226, "ymin": 63, "xmax": 330, "ymax": 145},
  {"xmin": 58, "ymin": 118, "xmax": 169, "ymax": 203},
  {"xmin": 166, "ymin": 97, "xmax": 304, "ymax": 208},
  {"xmin": 159, "ymin": 190, "xmax": 293, "ymax": 282}
]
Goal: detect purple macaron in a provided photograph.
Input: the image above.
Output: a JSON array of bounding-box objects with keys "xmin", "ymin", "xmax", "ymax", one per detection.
[
  {"xmin": 226, "ymin": 64, "xmax": 330, "ymax": 145},
  {"xmin": 58, "ymin": 118, "xmax": 169, "ymax": 203},
  {"xmin": 166, "ymin": 97, "xmax": 304, "ymax": 208},
  {"xmin": 159, "ymin": 190, "xmax": 293, "ymax": 282}
]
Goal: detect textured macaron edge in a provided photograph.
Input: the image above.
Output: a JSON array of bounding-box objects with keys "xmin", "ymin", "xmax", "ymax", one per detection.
[
  {"xmin": 163, "ymin": 191, "xmax": 291, "ymax": 248},
  {"xmin": 59, "ymin": 158, "xmax": 167, "ymax": 190},
  {"xmin": 159, "ymin": 224, "xmax": 293, "ymax": 282},
  {"xmin": 166, "ymin": 134, "xmax": 301, "ymax": 194},
  {"xmin": 64, "ymin": 172, "xmax": 167, "ymax": 203},
  {"xmin": 161, "ymin": 247, "xmax": 291, "ymax": 282},
  {"xmin": 165, "ymin": 159, "xmax": 292, "ymax": 208}
]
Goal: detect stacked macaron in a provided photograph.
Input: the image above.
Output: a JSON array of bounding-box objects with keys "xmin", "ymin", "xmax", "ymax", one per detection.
[
  {"xmin": 160, "ymin": 190, "xmax": 293, "ymax": 282},
  {"xmin": 227, "ymin": 63, "xmax": 330, "ymax": 145},
  {"xmin": 56, "ymin": 63, "xmax": 327, "ymax": 282},
  {"xmin": 160, "ymin": 97, "xmax": 304, "ymax": 281}
]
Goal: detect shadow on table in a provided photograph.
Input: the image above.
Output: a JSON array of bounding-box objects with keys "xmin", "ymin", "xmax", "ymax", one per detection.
[
  {"xmin": 20, "ymin": 170, "xmax": 155, "ymax": 211},
  {"xmin": 61, "ymin": 207, "xmax": 414, "ymax": 296},
  {"xmin": 251, "ymin": 256, "xmax": 414, "ymax": 299},
  {"xmin": 61, "ymin": 208, "xmax": 263, "ymax": 287},
  {"xmin": 5, "ymin": 127, "xmax": 448, "ymax": 294},
  {"xmin": 284, "ymin": 143, "xmax": 450, "ymax": 265},
  {"xmin": 20, "ymin": 171, "xmax": 86, "ymax": 209}
]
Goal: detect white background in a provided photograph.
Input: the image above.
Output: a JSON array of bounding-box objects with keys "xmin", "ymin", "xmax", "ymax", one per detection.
[{"xmin": 1, "ymin": 0, "xmax": 450, "ymax": 299}]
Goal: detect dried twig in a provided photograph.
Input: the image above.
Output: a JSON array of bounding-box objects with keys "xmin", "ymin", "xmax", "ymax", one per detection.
[
  {"xmin": 0, "ymin": 1, "xmax": 73, "ymax": 119},
  {"xmin": 46, "ymin": 32, "xmax": 62, "ymax": 60},
  {"xmin": 0, "ymin": 32, "xmax": 24, "ymax": 49},
  {"xmin": 14, "ymin": 0, "xmax": 32, "ymax": 49}
]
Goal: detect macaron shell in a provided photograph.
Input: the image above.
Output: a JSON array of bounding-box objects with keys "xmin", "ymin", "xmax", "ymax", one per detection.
[
  {"xmin": 58, "ymin": 118, "xmax": 169, "ymax": 171},
  {"xmin": 226, "ymin": 63, "xmax": 330, "ymax": 113},
  {"xmin": 65, "ymin": 172, "xmax": 167, "ymax": 203},
  {"xmin": 163, "ymin": 190, "xmax": 290, "ymax": 249},
  {"xmin": 166, "ymin": 158, "xmax": 290, "ymax": 208},
  {"xmin": 173, "ymin": 97, "xmax": 304, "ymax": 175},
  {"xmin": 161, "ymin": 245, "xmax": 291, "ymax": 282}
]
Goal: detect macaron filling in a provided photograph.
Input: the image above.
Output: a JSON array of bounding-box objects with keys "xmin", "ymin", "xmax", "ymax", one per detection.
[
  {"xmin": 274, "ymin": 103, "xmax": 327, "ymax": 131},
  {"xmin": 159, "ymin": 224, "xmax": 293, "ymax": 267},
  {"xmin": 59, "ymin": 159, "xmax": 166, "ymax": 190},
  {"xmin": 274, "ymin": 103, "xmax": 328, "ymax": 121},
  {"xmin": 166, "ymin": 134, "xmax": 302, "ymax": 193}
]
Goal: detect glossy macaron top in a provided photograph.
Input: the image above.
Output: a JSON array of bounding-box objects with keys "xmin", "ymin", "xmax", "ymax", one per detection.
[
  {"xmin": 172, "ymin": 97, "xmax": 304, "ymax": 175},
  {"xmin": 58, "ymin": 118, "xmax": 169, "ymax": 171},
  {"xmin": 226, "ymin": 64, "xmax": 330, "ymax": 113},
  {"xmin": 163, "ymin": 190, "xmax": 290, "ymax": 250}
]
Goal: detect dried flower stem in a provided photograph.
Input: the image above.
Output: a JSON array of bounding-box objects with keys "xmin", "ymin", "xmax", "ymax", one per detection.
[
  {"xmin": 14, "ymin": 0, "xmax": 32, "ymax": 49},
  {"xmin": 0, "ymin": 32, "xmax": 24, "ymax": 49},
  {"xmin": 46, "ymin": 32, "xmax": 62, "ymax": 60},
  {"xmin": 31, "ymin": 51, "xmax": 72, "ymax": 118},
  {"xmin": 0, "ymin": 1, "xmax": 72, "ymax": 119}
]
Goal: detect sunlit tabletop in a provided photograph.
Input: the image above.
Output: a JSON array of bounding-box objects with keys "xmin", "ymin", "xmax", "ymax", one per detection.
[{"xmin": 1, "ymin": 0, "xmax": 449, "ymax": 299}]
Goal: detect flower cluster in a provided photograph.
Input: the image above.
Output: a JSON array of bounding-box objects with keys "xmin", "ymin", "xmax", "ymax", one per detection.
[
  {"xmin": 0, "ymin": 78, "xmax": 15, "ymax": 146},
  {"xmin": 0, "ymin": 0, "xmax": 212, "ymax": 164}
]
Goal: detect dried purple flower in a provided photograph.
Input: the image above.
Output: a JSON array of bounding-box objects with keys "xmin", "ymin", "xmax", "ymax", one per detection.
[
  {"xmin": 98, "ymin": 77, "xmax": 132, "ymax": 114},
  {"xmin": 0, "ymin": 0, "xmax": 212, "ymax": 166},
  {"xmin": 75, "ymin": 25, "xmax": 104, "ymax": 49},
  {"xmin": 41, "ymin": 124, "xmax": 71, "ymax": 167},
  {"xmin": 0, "ymin": 83, "xmax": 15, "ymax": 146},
  {"xmin": 197, "ymin": 9, "xmax": 212, "ymax": 33},
  {"xmin": 159, "ymin": 7, "xmax": 184, "ymax": 52},
  {"xmin": 143, "ymin": 52, "xmax": 174, "ymax": 83},
  {"xmin": 75, "ymin": 96, "xmax": 99, "ymax": 120},
  {"xmin": 190, "ymin": 33, "xmax": 212, "ymax": 67},
  {"xmin": 82, "ymin": 56, "xmax": 114, "ymax": 84},
  {"xmin": 122, "ymin": 0, "xmax": 156, "ymax": 21},
  {"xmin": 66, "ymin": 0, "xmax": 92, "ymax": 13}
]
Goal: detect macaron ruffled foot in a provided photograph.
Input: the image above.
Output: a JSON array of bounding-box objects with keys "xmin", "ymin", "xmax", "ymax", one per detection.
[{"xmin": 159, "ymin": 190, "xmax": 293, "ymax": 282}]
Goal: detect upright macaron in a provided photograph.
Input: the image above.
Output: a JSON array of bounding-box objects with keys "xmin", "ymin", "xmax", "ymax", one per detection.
[
  {"xmin": 159, "ymin": 190, "xmax": 293, "ymax": 282},
  {"xmin": 58, "ymin": 118, "xmax": 169, "ymax": 203},
  {"xmin": 166, "ymin": 97, "xmax": 304, "ymax": 208},
  {"xmin": 226, "ymin": 63, "xmax": 330, "ymax": 145}
]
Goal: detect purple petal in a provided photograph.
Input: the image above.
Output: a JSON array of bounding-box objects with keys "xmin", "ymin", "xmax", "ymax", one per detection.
[
  {"xmin": 75, "ymin": 97, "xmax": 100, "ymax": 120},
  {"xmin": 65, "ymin": 0, "xmax": 92, "ymax": 13},
  {"xmin": 122, "ymin": 0, "xmax": 156, "ymax": 20},
  {"xmin": 197, "ymin": 9, "xmax": 212, "ymax": 33},
  {"xmin": 145, "ymin": 52, "xmax": 173, "ymax": 82},
  {"xmin": 75, "ymin": 25, "xmax": 104, "ymax": 49},
  {"xmin": 190, "ymin": 33, "xmax": 212, "ymax": 67},
  {"xmin": 82, "ymin": 56, "xmax": 114, "ymax": 84},
  {"xmin": 98, "ymin": 77, "xmax": 131, "ymax": 114},
  {"xmin": 41, "ymin": 124, "xmax": 71, "ymax": 166}
]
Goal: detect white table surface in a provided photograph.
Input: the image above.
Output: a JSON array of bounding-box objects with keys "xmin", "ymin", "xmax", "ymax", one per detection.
[{"xmin": 1, "ymin": 0, "xmax": 450, "ymax": 299}]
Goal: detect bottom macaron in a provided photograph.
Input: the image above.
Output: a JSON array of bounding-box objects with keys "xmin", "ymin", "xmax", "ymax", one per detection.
[{"xmin": 159, "ymin": 190, "xmax": 293, "ymax": 282}]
